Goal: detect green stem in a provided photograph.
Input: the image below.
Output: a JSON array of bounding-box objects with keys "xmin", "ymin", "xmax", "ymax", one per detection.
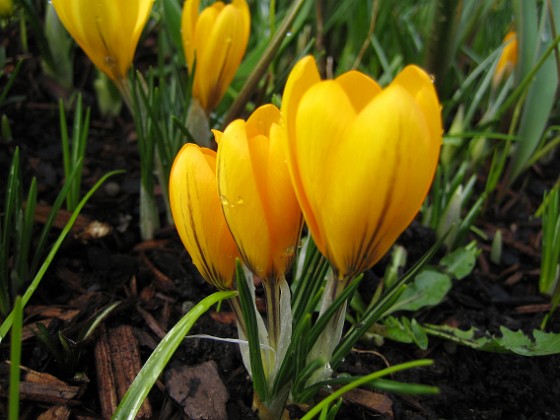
[{"xmin": 223, "ymin": 0, "xmax": 309, "ymax": 125}]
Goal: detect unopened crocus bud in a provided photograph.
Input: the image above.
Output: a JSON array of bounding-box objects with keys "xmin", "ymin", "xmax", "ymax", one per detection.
[
  {"xmin": 0, "ymin": 0, "xmax": 14, "ymax": 18},
  {"xmin": 169, "ymin": 144, "xmax": 240, "ymax": 290},
  {"xmin": 182, "ymin": 0, "xmax": 250, "ymax": 113},
  {"xmin": 282, "ymin": 56, "xmax": 442, "ymax": 280},
  {"xmin": 51, "ymin": 0, "xmax": 153, "ymax": 84},
  {"xmin": 493, "ymin": 31, "xmax": 518, "ymax": 87},
  {"xmin": 214, "ymin": 105, "xmax": 302, "ymax": 281}
]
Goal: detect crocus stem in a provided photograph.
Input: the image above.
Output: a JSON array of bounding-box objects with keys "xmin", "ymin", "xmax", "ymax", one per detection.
[
  {"xmin": 306, "ymin": 270, "xmax": 349, "ymax": 386},
  {"xmin": 264, "ymin": 278, "xmax": 281, "ymax": 352},
  {"xmin": 116, "ymin": 76, "xmax": 160, "ymax": 240},
  {"xmin": 186, "ymin": 98, "xmax": 211, "ymax": 148}
]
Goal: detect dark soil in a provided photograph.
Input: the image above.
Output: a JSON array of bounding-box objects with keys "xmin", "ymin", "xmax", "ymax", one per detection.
[{"xmin": 1, "ymin": 22, "xmax": 560, "ymax": 420}]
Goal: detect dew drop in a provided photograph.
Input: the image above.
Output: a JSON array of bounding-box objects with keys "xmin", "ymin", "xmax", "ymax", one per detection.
[
  {"xmin": 429, "ymin": 74, "xmax": 436, "ymax": 83},
  {"xmin": 220, "ymin": 194, "xmax": 230, "ymax": 207},
  {"xmin": 220, "ymin": 195, "xmax": 244, "ymax": 207},
  {"xmin": 283, "ymin": 246, "xmax": 296, "ymax": 257},
  {"xmin": 104, "ymin": 56, "xmax": 117, "ymax": 68}
]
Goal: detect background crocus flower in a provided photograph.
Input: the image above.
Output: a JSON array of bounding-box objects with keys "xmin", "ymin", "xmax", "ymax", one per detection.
[
  {"xmin": 51, "ymin": 0, "xmax": 153, "ymax": 83},
  {"xmin": 282, "ymin": 56, "xmax": 442, "ymax": 280},
  {"xmin": 0, "ymin": 0, "xmax": 13, "ymax": 18},
  {"xmin": 493, "ymin": 31, "xmax": 518, "ymax": 87},
  {"xmin": 214, "ymin": 104, "xmax": 302, "ymax": 281},
  {"xmin": 182, "ymin": 0, "xmax": 250, "ymax": 113},
  {"xmin": 169, "ymin": 143, "xmax": 240, "ymax": 290}
]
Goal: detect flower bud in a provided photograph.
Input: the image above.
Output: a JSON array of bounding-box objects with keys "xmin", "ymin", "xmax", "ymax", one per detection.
[
  {"xmin": 282, "ymin": 56, "xmax": 442, "ymax": 280},
  {"xmin": 169, "ymin": 144, "xmax": 240, "ymax": 290},
  {"xmin": 215, "ymin": 105, "xmax": 302, "ymax": 281},
  {"xmin": 51, "ymin": 0, "xmax": 153, "ymax": 83},
  {"xmin": 182, "ymin": 0, "xmax": 250, "ymax": 113}
]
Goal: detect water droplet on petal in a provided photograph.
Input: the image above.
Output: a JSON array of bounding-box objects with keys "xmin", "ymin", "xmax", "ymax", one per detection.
[{"xmin": 105, "ymin": 56, "xmax": 117, "ymax": 68}]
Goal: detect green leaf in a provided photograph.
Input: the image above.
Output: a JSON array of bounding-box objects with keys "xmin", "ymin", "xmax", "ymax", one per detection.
[
  {"xmin": 8, "ymin": 296, "xmax": 22, "ymax": 420},
  {"xmin": 392, "ymin": 269, "xmax": 451, "ymax": 312},
  {"xmin": 113, "ymin": 290, "xmax": 237, "ymax": 420},
  {"xmin": 161, "ymin": 0, "xmax": 185, "ymax": 65},
  {"xmin": 440, "ymin": 242, "xmax": 479, "ymax": 280},
  {"xmin": 424, "ymin": 324, "xmax": 560, "ymax": 356},
  {"xmin": 381, "ymin": 316, "xmax": 429, "ymax": 350}
]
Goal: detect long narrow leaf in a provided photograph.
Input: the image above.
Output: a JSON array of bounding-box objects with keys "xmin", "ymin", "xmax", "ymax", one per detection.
[
  {"xmin": 113, "ymin": 290, "xmax": 236, "ymax": 420},
  {"xmin": 8, "ymin": 296, "xmax": 22, "ymax": 420},
  {"xmin": 0, "ymin": 170, "xmax": 124, "ymax": 342}
]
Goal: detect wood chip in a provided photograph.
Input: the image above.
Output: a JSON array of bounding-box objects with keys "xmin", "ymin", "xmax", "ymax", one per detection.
[
  {"xmin": 136, "ymin": 305, "xmax": 167, "ymax": 340},
  {"xmin": 18, "ymin": 382, "xmax": 79, "ymax": 404},
  {"xmin": 94, "ymin": 324, "xmax": 152, "ymax": 419},
  {"xmin": 504, "ymin": 271, "xmax": 524, "ymax": 286},
  {"xmin": 94, "ymin": 325, "xmax": 119, "ymax": 419},
  {"xmin": 37, "ymin": 404, "xmax": 71, "ymax": 420},
  {"xmin": 108, "ymin": 325, "xmax": 152, "ymax": 419},
  {"xmin": 166, "ymin": 360, "xmax": 229, "ymax": 420},
  {"xmin": 140, "ymin": 252, "xmax": 177, "ymax": 292},
  {"xmin": 515, "ymin": 303, "xmax": 551, "ymax": 314},
  {"xmin": 343, "ymin": 388, "xmax": 394, "ymax": 418}
]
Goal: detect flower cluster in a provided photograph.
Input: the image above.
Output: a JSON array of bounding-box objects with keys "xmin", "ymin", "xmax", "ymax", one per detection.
[
  {"xmin": 171, "ymin": 56, "xmax": 442, "ymax": 290},
  {"xmin": 170, "ymin": 54, "xmax": 442, "ymax": 416}
]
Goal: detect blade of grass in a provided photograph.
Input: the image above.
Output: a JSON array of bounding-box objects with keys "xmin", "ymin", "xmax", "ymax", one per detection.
[
  {"xmin": 224, "ymin": 0, "xmax": 311, "ymax": 125},
  {"xmin": 8, "ymin": 296, "xmax": 22, "ymax": 420},
  {"xmin": 0, "ymin": 170, "xmax": 124, "ymax": 343},
  {"xmin": 300, "ymin": 359, "xmax": 434, "ymax": 420},
  {"xmin": 113, "ymin": 290, "xmax": 237, "ymax": 420}
]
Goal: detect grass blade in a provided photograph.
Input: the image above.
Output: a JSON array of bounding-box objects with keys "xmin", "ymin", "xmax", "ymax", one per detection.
[{"xmin": 113, "ymin": 290, "xmax": 236, "ymax": 420}]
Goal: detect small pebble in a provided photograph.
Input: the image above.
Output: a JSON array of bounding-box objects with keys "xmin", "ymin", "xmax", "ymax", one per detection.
[{"xmin": 105, "ymin": 181, "xmax": 120, "ymax": 197}]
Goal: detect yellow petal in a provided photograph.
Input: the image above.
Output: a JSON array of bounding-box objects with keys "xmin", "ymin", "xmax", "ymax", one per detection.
[
  {"xmin": 493, "ymin": 31, "xmax": 518, "ymax": 86},
  {"xmin": 52, "ymin": 0, "xmax": 153, "ymax": 81},
  {"xmin": 169, "ymin": 143, "xmax": 239, "ymax": 289},
  {"xmin": 216, "ymin": 120, "xmax": 271, "ymax": 277},
  {"xmin": 217, "ymin": 105, "xmax": 301, "ymax": 280},
  {"xmin": 335, "ymin": 71, "xmax": 381, "ymax": 112},
  {"xmin": 181, "ymin": 0, "xmax": 200, "ymax": 70},
  {"xmin": 183, "ymin": 0, "xmax": 250, "ymax": 112},
  {"xmin": 281, "ymin": 56, "xmax": 321, "ymax": 250},
  {"xmin": 294, "ymin": 80, "xmax": 356, "ymax": 257},
  {"xmin": 324, "ymin": 84, "xmax": 438, "ymax": 277},
  {"xmin": 392, "ymin": 65, "xmax": 442, "ymax": 159}
]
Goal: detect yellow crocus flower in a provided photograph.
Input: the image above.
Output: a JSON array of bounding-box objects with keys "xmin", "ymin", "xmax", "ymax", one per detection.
[
  {"xmin": 214, "ymin": 104, "xmax": 302, "ymax": 281},
  {"xmin": 493, "ymin": 31, "xmax": 518, "ymax": 87},
  {"xmin": 282, "ymin": 56, "xmax": 442, "ymax": 280},
  {"xmin": 51, "ymin": 0, "xmax": 153, "ymax": 83},
  {"xmin": 169, "ymin": 143, "xmax": 240, "ymax": 290},
  {"xmin": 0, "ymin": 0, "xmax": 13, "ymax": 18},
  {"xmin": 182, "ymin": 0, "xmax": 250, "ymax": 113}
]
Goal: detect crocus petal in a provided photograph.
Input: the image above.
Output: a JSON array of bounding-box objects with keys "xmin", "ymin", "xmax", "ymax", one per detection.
[
  {"xmin": 182, "ymin": 0, "xmax": 250, "ymax": 113},
  {"xmin": 182, "ymin": 0, "xmax": 200, "ymax": 70},
  {"xmin": 323, "ymin": 85, "xmax": 437, "ymax": 277},
  {"xmin": 334, "ymin": 71, "xmax": 382, "ymax": 112},
  {"xmin": 294, "ymin": 81, "xmax": 357, "ymax": 256},
  {"xmin": 216, "ymin": 105, "xmax": 302, "ymax": 280},
  {"xmin": 169, "ymin": 144, "xmax": 239, "ymax": 289},
  {"xmin": 493, "ymin": 31, "xmax": 518, "ymax": 86},
  {"xmin": 52, "ymin": 0, "xmax": 153, "ymax": 82},
  {"xmin": 283, "ymin": 56, "xmax": 442, "ymax": 280}
]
